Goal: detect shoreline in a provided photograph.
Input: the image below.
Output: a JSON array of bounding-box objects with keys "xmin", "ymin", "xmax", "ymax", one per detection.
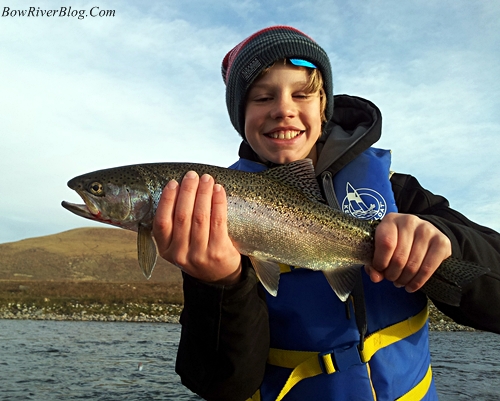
[
  {"xmin": 0, "ymin": 302, "xmax": 475, "ymax": 331},
  {"xmin": 0, "ymin": 302, "xmax": 182, "ymax": 324}
]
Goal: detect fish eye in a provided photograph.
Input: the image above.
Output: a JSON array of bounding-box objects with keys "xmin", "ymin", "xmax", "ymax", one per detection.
[{"xmin": 89, "ymin": 182, "xmax": 104, "ymax": 196}]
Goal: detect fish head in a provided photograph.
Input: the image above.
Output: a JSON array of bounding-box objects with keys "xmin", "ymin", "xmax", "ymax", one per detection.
[{"xmin": 61, "ymin": 167, "xmax": 153, "ymax": 231}]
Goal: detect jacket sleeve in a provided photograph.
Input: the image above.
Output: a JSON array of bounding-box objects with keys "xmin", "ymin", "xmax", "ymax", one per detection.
[
  {"xmin": 175, "ymin": 258, "xmax": 269, "ymax": 401},
  {"xmin": 391, "ymin": 173, "xmax": 500, "ymax": 334}
]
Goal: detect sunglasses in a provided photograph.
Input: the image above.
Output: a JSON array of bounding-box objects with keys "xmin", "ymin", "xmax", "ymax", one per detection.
[{"xmin": 289, "ymin": 58, "xmax": 317, "ymax": 69}]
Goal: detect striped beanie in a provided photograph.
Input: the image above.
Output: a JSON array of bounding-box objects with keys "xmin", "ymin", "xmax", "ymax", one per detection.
[{"xmin": 222, "ymin": 26, "xmax": 333, "ymax": 138}]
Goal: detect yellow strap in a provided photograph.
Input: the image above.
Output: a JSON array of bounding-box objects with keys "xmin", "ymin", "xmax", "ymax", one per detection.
[
  {"xmin": 275, "ymin": 353, "xmax": 330, "ymax": 401},
  {"xmin": 247, "ymin": 389, "xmax": 261, "ymax": 401},
  {"xmin": 360, "ymin": 303, "xmax": 429, "ymax": 362},
  {"xmin": 248, "ymin": 366, "xmax": 432, "ymax": 401},
  {"xmin": 268, "ymin": 304, "xmax": 429, "ymax": 401},
  {"xmin": 396, "ymin": 365, "xmax": 433, "ymax": 401},
  {"xmin": 366, "ymin": 363, "xmax": 378, "ymax": 401},
  {"xmin": 268, "ymin": 348, "xmax": 317, "ymax": 368},
  {"xmin": 279, "ymin": 263, "xmax": 293, "ymax": 273}
]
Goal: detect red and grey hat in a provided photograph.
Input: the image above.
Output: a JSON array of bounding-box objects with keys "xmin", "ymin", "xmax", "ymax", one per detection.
[{"xmin": 222, "ymin": 25, "xmax": 333, "ymax": 138}]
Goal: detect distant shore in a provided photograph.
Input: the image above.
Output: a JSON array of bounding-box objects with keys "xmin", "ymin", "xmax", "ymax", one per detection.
[
  {"xmin": 428, "ymin": 303, "xmax": 476, "ymax": 331},
  {"xmin": 0, "ymin": 302, "xmax": 182, "ymax": 324},
  {"xmin": 0, "ymin": 302, "xmax": 475, "ymax": 331}
]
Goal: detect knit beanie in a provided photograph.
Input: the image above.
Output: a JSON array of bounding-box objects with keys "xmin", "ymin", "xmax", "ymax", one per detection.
[{"xmin": 222, "ymin": 26, "xmax": 333, "ymax": 138}]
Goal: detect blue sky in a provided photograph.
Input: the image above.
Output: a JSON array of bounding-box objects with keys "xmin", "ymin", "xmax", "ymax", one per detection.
[{"xmin": 0, "ymin": 0, "xmax": 499, "ymax": 243}]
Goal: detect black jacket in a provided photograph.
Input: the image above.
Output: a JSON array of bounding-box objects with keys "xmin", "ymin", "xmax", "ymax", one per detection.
[{"xmin": 175, "ymin": 95, "xmax": 500, "ymax": 401}]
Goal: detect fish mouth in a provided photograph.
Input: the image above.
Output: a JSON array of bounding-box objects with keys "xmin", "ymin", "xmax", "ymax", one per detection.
[
  {"xmin": 62, "ymin": 188, "xmax": 135, "ymax": 225},
  {"xmin": 61, "ymin": 190, "xmax": 101, "ymax": 221},
  {"xmin": 61, "ymin": 200, "xmax": 99, "ymax": 221}
]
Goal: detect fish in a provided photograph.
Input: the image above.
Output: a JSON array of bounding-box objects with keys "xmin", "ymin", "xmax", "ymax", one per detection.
[{"xmin": 61, "ymin": 159, "xmax": 489, "ymax": 306}]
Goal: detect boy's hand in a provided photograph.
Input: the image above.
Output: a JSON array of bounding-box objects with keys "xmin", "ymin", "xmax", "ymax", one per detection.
[
  {"xmin": 365, "ymin": 212, "xmax": 452, "ymax": 292},
  {"xmin": 152, "ymin": 171, "xmax": 242, "ymax": 285}
]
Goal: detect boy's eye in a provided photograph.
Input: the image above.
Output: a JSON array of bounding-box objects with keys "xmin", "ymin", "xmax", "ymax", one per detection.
[
  {"xmin": 254, "ymin": 96, "xmax": 272, "ymax": 102},
  {"xmin": 293, "ymin": 93, "xmax": 311, "ymax": 99}
]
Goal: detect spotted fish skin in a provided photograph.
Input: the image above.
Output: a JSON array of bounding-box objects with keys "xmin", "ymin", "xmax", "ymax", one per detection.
[{"xmin": 62, "ymin": 160, "xmax": 489, "ymax": 306}]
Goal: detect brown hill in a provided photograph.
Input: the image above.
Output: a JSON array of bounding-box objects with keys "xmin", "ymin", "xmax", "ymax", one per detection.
[
  {"xmin": 0, "ymin": 228, "xmax": 184, "ymax": 307},
  {"xmin": 0, "ymin": 228, "xmax": 462, "ymax": 329},
  {"xmin": 0, "ymin": 227, "xmax": 181, "ymax": 283}
]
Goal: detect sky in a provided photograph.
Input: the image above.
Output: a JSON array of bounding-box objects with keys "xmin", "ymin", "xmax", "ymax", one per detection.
[{"xmin": 0, "ymin": 0, "xmax": 499, "ymax": 244}]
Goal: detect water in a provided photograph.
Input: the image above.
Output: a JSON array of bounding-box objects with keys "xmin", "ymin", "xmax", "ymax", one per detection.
[
  {"xmin": 0, "ymin": 320, "xmax": 499, "ymax": 400},
  {"xmin": 0, "ymin": 320, "xmax": 201, "ymax": 401},
  {"xmin": 429, "ymin": 331, "xmax": 500, "ymax": 400}
]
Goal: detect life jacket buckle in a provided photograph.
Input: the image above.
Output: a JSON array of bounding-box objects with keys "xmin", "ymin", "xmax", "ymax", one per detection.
[{"xmin": 319, "ymin": 343, "xmax": 363, "ymax": 374}]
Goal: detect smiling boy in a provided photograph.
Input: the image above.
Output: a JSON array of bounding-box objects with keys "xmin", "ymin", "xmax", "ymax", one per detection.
[
  {"xmin": 153, "ymin": 26, "xmax": 500, "ymax": 401},
  {"xmin": 244, "ymin": 61, "xmax": 324, "ymax": 165}
]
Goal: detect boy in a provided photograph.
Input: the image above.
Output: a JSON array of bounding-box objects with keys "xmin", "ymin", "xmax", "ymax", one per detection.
[{"xmin": 153, "ymin": 26, "xmax": 500, "ymax": 400}]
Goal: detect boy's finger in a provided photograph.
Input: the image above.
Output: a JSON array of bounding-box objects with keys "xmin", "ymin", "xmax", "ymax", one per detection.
[
  {"xmin": 371, "ymin": 219, "xmax": 398, "ymax": 273},
  {"xmin": 404, "ymin": 242, "xmax": 447, "ymax": 293},
  {"xmin": 152, "ymin": 179, "xmax": 179, "ymax": 252},
  {"xmin": 209, "ymin": 183, "xmax": 230, "ymax": 246},
  {"xmin": 364, "ymin": 265, "xmax": 384, "ymax": 283},
  {"xmin": 168, "ymin": 171, "xmax": 199, "ymax": 258},
  {"xmin": 190, "ymin": 174, "xmax": 214, "ymax": 252},
  {"xmin": 392, "ymin": 237, "xmax": 427, "ymax": 287}
]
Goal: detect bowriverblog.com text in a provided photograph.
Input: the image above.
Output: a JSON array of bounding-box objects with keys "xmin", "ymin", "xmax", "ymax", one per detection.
[{"xmin": 2, "ymin": 6, "xmax": 115, "ymax": 20}]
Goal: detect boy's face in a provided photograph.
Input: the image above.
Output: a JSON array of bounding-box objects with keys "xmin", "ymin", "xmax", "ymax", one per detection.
[{"xmin": 244, "ymin": 63, "xmax": 322, "ymax": 165}]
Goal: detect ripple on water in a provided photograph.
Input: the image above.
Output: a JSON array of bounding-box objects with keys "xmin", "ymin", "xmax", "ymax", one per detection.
[
  {"xmin": 0, "ymin": 321, "xmax": 498, "ymax": 400},
  {"xmin": 429, "ymin": 331, "xmax": 500, "ymax": 401},
  {"xmin": 0, "ymin": 320, "xmax": 201, "ymax": 400}
]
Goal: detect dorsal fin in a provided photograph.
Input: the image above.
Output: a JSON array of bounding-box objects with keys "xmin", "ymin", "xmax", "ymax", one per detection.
[{"xmin": 262, "ymin": 159, "xmax": 325, "ymax": 203}]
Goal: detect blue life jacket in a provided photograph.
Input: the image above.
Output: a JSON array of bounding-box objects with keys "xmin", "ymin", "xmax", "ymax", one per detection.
[{"xmin": 230, "ymin": 148, "xmax": 437, "ymax": 401}]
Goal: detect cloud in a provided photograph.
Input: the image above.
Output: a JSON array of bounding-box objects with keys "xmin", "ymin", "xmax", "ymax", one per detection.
[
  {"xmin": 0, "ymin": 4, "xmax": 245, "ymax": 243},
  {"xmin": 0, "ymin": 0, "xmax": 499, "ymax": 243}
]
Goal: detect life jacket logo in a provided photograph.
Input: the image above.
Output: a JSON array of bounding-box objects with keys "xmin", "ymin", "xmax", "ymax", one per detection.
[{"xmin": 342, "ymin": 182, "xmax": 387, "ymax": 220}]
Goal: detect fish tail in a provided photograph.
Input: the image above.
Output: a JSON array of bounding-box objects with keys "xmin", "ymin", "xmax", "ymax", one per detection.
[{"xmin": 422, "ymin": 257, "xmax": 490, "ymax": 306}]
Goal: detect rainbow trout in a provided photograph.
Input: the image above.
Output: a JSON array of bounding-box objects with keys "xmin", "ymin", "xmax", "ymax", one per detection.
[{"xmin": 61, "ymin": 160, "xmax": 489, "ymax": 306}]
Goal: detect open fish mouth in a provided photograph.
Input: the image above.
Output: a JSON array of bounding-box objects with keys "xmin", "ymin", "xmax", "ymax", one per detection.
[
  {"xmin": 61, "ymin": 200, "xmax": 96, "ymax": 220},
  {"xmin": 61, "ymin": 191, "xmax": 101, "ymax": 221},
  {"xmin": 62, "ymin": 188, "xmax": 136, "ymax": 226}
]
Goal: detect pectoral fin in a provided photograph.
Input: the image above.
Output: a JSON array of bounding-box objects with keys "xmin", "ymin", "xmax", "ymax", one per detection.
[
  {"xmin": 249, "ymin": 256, "xmax": 281, "ymax": 297},
  {"xmin": 322, "ymin": 265, "xmax": 361, "ymax": 302},
  {"xmin": 137, "ymin": 224, "xmax": 158, "ymax": 279}
]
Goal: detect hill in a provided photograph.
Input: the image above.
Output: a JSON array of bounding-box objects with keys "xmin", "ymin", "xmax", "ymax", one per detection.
[
  {"xmin": 0, "ymin": 227, "xmax": 184, "ymax": 309},
  {"xmin": 0, "ymin": 227, "xmax": 181, "ymax": 283},
  {"xmin": 0, "ymin": 228, "xmax": 467, "ymax": 329}
]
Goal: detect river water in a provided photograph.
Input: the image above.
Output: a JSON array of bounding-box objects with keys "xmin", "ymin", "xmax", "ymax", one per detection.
[{"xmin": 0, "ymin": 320, "xmax": 498, "ymax": 400}]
